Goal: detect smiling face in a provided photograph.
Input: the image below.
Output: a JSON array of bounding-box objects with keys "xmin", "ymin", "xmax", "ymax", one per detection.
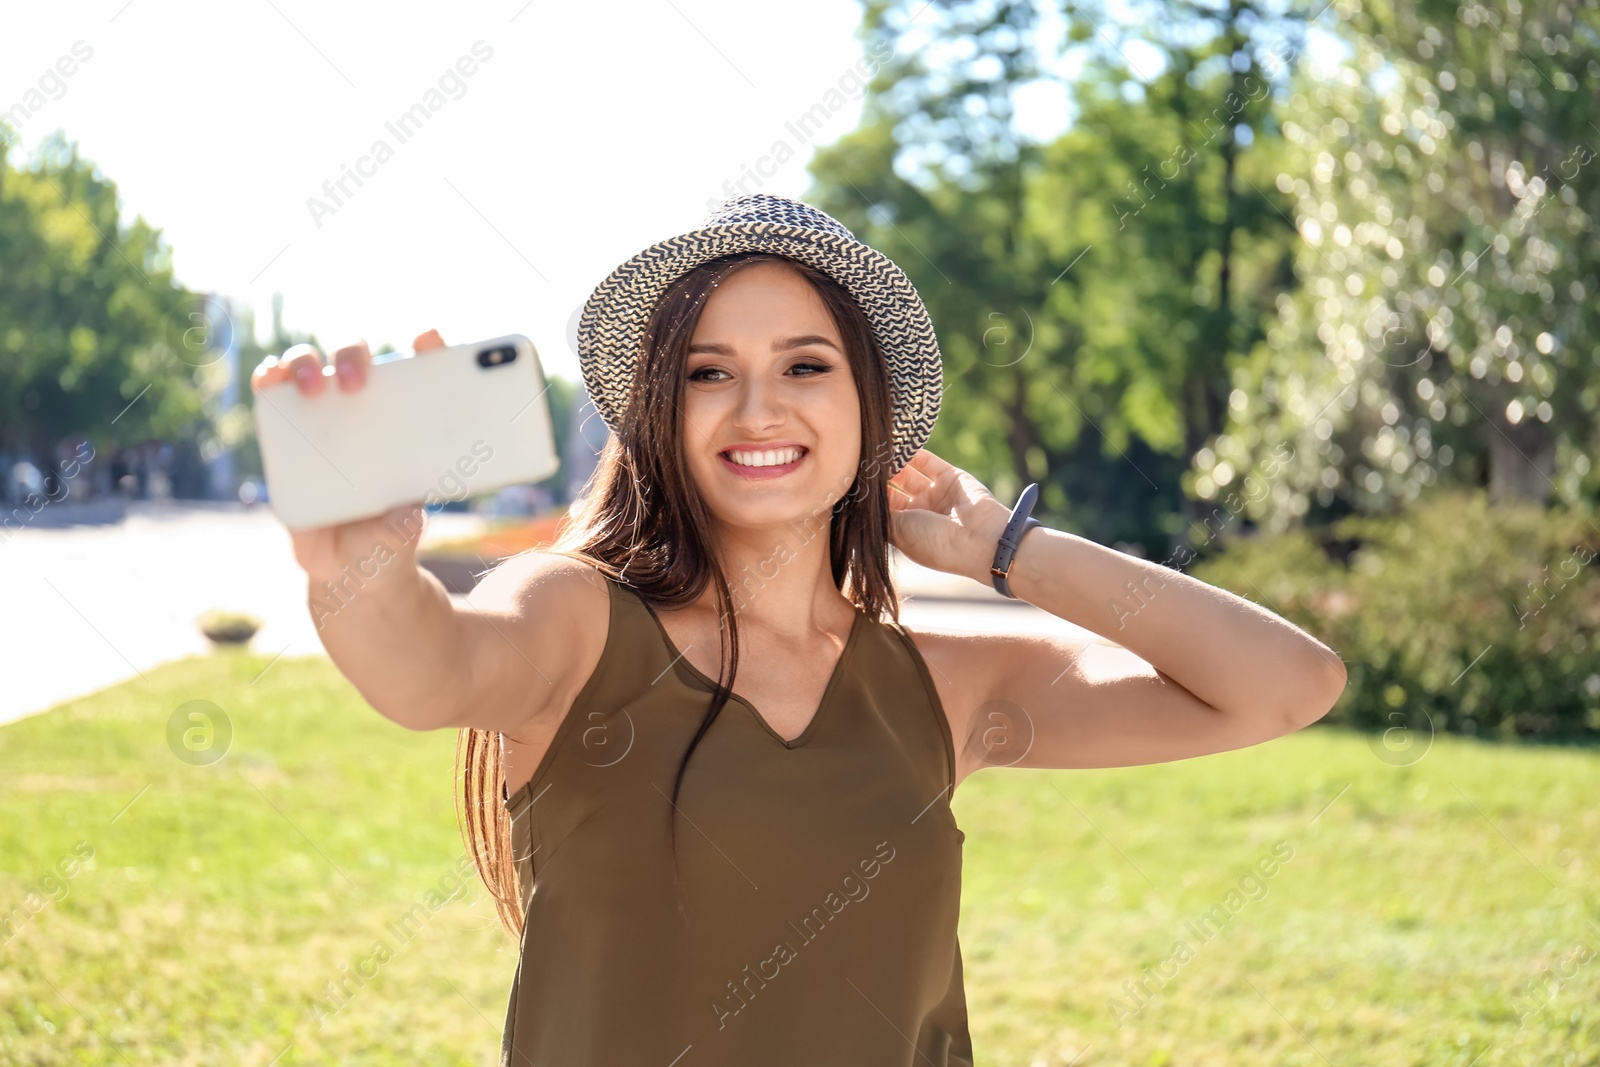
[{"xmin": 679, "ymin": 259, "xmax": 864, "ymax": 534}]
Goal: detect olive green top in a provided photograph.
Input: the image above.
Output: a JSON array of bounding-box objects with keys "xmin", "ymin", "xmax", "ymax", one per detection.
[{"xmin": 499, "ymin": 574, "xmax": 973, "ymax": 1066}]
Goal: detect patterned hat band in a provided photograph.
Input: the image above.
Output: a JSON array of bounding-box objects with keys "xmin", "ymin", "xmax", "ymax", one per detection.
[{"xmin": 575, "ymin": 194, "xmax": 943, "ymax": 476}]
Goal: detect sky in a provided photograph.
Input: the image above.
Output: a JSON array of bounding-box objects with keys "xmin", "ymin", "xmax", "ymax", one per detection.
[
  {"xmin": 0, "ymin": 0, "xmax": 930, "ymax": 384},
  {"xmin": 1, "ymin": 1, "xmax": 1335, "ymax": 386}
]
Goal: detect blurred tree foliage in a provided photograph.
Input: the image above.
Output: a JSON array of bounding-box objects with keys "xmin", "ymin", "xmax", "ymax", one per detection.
[
  {"xmin": 0, "ymin": 131, "xmax": 585, "ymax": 508},
  {"xmin": 1191, "ymin": 488, "xmax": 1600, "ymax": 739},
  {"xmin": 0, "ymin": 130, "xmax": 206, "ymax": 469},
  {"xmin": 225, "ymin": 293, "xmax": 322, "ymax": 487},
  {"xmin": 811, "ymin": 0, "xmax": 1598, "ymax": 550},
  {"xmin": 810, "ymin": 0, "xmax": 1309, "ymax": 554},
  {"xmin": 1214, "ymin": 0, "xmax": 1600, "ymax": 527}
]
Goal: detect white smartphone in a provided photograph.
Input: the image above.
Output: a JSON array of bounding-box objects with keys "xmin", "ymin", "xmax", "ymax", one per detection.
[{"xmin": 252, "ymin": 333, "xmax": 560, "ymax": 530}]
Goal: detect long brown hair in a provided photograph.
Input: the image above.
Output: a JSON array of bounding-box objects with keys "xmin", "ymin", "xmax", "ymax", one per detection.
[{"xmin": 457, "ymin": 251, "xmax": 904, "ymax": 938}]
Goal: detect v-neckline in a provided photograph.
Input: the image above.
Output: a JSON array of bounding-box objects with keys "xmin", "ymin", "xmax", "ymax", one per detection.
[{"xmin": 640, "ymin": 596, "xmax": 866, "ymax": 750}]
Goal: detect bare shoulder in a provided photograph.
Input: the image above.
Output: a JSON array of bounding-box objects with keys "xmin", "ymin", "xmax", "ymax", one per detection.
[
  {"xmin": 470, "ymin": 548, "xmax": 612, "ymax": 619},
  {"xmin": 457, "ymin": 550, "xmax": 613, "ymax": 742}
]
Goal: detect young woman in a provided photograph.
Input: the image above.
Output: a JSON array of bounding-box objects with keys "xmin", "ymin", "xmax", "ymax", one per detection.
[{"xmin": 252, "ymin": 194, "xmax": 1347, "ymax": 1066}]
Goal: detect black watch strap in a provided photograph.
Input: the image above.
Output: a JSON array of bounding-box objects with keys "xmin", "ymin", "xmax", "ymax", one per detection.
[{"xmin": 990, "ymin": 482, "xmax": 1043, "ymax": 600}]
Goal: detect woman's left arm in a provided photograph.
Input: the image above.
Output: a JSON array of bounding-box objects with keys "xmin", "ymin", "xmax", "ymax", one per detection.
[
  {"xmin": 889, "ymin": 450, "xmax": 1349, "ymax": 773},
  {"xmin": 997, "ymin": 524, "xmax": 1347, "ymax": 724}
]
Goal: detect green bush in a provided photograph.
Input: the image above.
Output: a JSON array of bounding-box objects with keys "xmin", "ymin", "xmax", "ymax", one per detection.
[
  {"xmin": 1190, "ymin": 488, "xmax": 1600, "ymax": 741},
  {"xmin": 196, "ymin": 609, "xmax": 262, "ymax": 645}
]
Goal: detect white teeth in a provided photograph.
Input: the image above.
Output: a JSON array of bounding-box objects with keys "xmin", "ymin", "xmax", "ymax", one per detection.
[{"xmin": 725, "ymin": 446, "xmax": 804, "ymax": 468}]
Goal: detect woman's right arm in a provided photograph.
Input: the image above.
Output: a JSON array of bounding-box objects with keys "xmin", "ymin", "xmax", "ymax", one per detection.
[
  {"xmin": 253, "ymin": 332, "xmax": 610, "ymax": 735},
  {"xmin": 313, "ymin": 533, "xmax": 610, "ymax": 734}
]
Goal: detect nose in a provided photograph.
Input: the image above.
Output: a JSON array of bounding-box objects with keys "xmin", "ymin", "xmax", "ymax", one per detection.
[{"xmin": 731, "ymin": 372, "xmax": 785, "ymax": 433}]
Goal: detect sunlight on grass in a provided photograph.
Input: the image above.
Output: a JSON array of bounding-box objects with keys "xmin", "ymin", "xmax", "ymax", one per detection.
[{"xmin": 2, "ymin": 653, "xmax": 1596, "ymax": 1064}]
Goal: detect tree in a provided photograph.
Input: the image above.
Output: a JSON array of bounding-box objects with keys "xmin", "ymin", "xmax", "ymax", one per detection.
[
  {"xmin": 0, "ymin": 129, "xmax": 208, "ymax": 494},
  {"xmin": 1210, "ymin": 0, "xmax": 1600, "ymax": 523},
  {"xmin": 809, "ymin": 0, "xmax": 1305, "ymax": 552}
]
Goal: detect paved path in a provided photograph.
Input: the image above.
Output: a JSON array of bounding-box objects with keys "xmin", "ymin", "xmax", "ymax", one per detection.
[{"xmin": 0, "ymin": 502, "xmax": 1105, "ymax": 727}]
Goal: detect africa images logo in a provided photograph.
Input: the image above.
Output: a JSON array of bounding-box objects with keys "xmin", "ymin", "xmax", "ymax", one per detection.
[
  {"xmin": 711, "ymin": 840, "xmax": 897, "ymax": 1030},
  {"xmin": 305, "ymin": 40, "xmax": 495, "ymax": 229}
]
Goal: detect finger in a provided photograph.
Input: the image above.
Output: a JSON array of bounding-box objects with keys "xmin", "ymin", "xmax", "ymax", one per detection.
[
  {"xmin": 890, "ymin": 476, "xmax": 934, "ymax": 512},
  {"xmin": 331, "ymin": 339, "xmax": 372, "ymax": 392},
  {"xmin": 889, "ymin": 457, "xmax": 934, "ymax": 492},
  {"xmin": 889, "ymin": 480, "xmax": 933, "ymax": 515},
  {"xmin": 888, "ymin": 505, "xmax": 923, "ymax": 550},
  {"xmin": 381, "ymin": 501, "xmax": 429, "ymax": 545},
  {"xmin": 380, "ymin": 500, "xmax": 424, "ymax": 522},
  {"xmin": 905, "ymin": 449, "xmax": 958, "ymax": 480},
  {"xmin": 249, "ymin": 354, "xmax": 284, "ymax": 394},
  {"xmin": 890, "ymin": 461, "xmax": 940, "ymax": 509},
  {"xmin": 909, "ymin": 450, "xmax": 975, "ymax": 511},
  {"xmin": 886, "ymin": 479, "xmax": 916, "ymax": 510},
  {"xmin": 279, "ymin": 343, "xmax": 327, "ymax": 397},
  {"xmin": 413, "ymin": 329, "xmax": 447, "ymax": 352}
]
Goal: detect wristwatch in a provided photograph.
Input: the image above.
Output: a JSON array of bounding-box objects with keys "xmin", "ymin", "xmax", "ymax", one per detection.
[{"xmin": 990, "ymin": 482, "xmax": 1043, "ymax": 600}]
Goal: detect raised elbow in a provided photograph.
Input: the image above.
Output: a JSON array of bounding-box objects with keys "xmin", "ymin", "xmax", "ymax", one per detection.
[{"xmin": 1298, "ymin": 650, "xmax": 1348, "ymax": 726}]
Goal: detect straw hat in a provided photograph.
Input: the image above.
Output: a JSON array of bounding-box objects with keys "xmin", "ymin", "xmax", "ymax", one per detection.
[{"xmin": 575, "ymin": 194, "xmax": 942, "ymax": 476}]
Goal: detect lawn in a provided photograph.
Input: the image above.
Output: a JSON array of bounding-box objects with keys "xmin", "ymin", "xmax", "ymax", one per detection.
[{"xmin": 2, "ymin": 652, "xmax": 1596, "ymax": 1065}]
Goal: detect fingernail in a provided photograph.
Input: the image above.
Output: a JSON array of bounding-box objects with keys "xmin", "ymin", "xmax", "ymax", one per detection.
[
  {"xmin": 296, "ymin": 364, "xmax": 317, "ymax": 388},
  {"xmin": 336, "ymin": 360, "xmax": 361, "ymax": 388}
]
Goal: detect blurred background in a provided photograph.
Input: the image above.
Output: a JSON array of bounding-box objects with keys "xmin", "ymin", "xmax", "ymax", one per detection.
[{"xmin": 2, "ymin": 0, "xmax": 1597, "ymax": 1064}]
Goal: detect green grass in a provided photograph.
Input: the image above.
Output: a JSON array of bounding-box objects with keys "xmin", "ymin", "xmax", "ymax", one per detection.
[{"xmin": 2, "ymin": 653, "xmax": 1597, "ymax": 1065}]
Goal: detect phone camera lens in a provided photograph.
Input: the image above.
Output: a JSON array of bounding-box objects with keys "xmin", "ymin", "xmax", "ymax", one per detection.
[{"xmin": 477, "ymin": 345, "xmax": 518, "ymax": 368}]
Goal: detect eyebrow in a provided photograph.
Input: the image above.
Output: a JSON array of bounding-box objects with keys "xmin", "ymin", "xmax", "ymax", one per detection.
[{"xmin": 687, "ymin": 335, "xmax": 842, "ymax": 356}]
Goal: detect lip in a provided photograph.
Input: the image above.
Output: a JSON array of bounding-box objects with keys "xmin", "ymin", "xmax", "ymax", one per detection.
[{"xmin": 718, "ymin": 443, "xmax": 809, "ymax": 480}]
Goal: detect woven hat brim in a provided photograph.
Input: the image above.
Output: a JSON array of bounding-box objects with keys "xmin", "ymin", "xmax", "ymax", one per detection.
[{"xmin": 576, "ymin": 222, "xmax": 942, "ymax": 476}]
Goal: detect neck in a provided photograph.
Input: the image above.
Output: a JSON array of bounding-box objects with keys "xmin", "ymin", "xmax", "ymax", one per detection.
[{"xmin": 703, "ymin": 514, "xmax": 853, "ymax": 634}]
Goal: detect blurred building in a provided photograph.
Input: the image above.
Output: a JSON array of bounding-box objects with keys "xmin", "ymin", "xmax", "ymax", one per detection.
[
  {"xmin": 563, "ymin": 383, "xmax": 610, "ymax": 505},
  {"xmin": 200, "ymin": 293, "xmax": 240, "ymax": 501}
]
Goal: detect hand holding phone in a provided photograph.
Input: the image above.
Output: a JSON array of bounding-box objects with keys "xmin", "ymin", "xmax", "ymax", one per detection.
[
  {"xmin": 249, "ymin": 331, "xmax": 431, "ymax": 586},
  {"xmin": 249, "ymin": 330, "xmax": 558, "ymax": 585}
]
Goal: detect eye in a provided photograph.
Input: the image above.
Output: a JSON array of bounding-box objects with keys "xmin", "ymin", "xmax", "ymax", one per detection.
[
  {"xmin": 790, "ymin": 360, "xmax": 832, "ymax": 376},
  {"xmin": 688, "ymin": 366, "xmax": 728, "ymax": 383}
]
